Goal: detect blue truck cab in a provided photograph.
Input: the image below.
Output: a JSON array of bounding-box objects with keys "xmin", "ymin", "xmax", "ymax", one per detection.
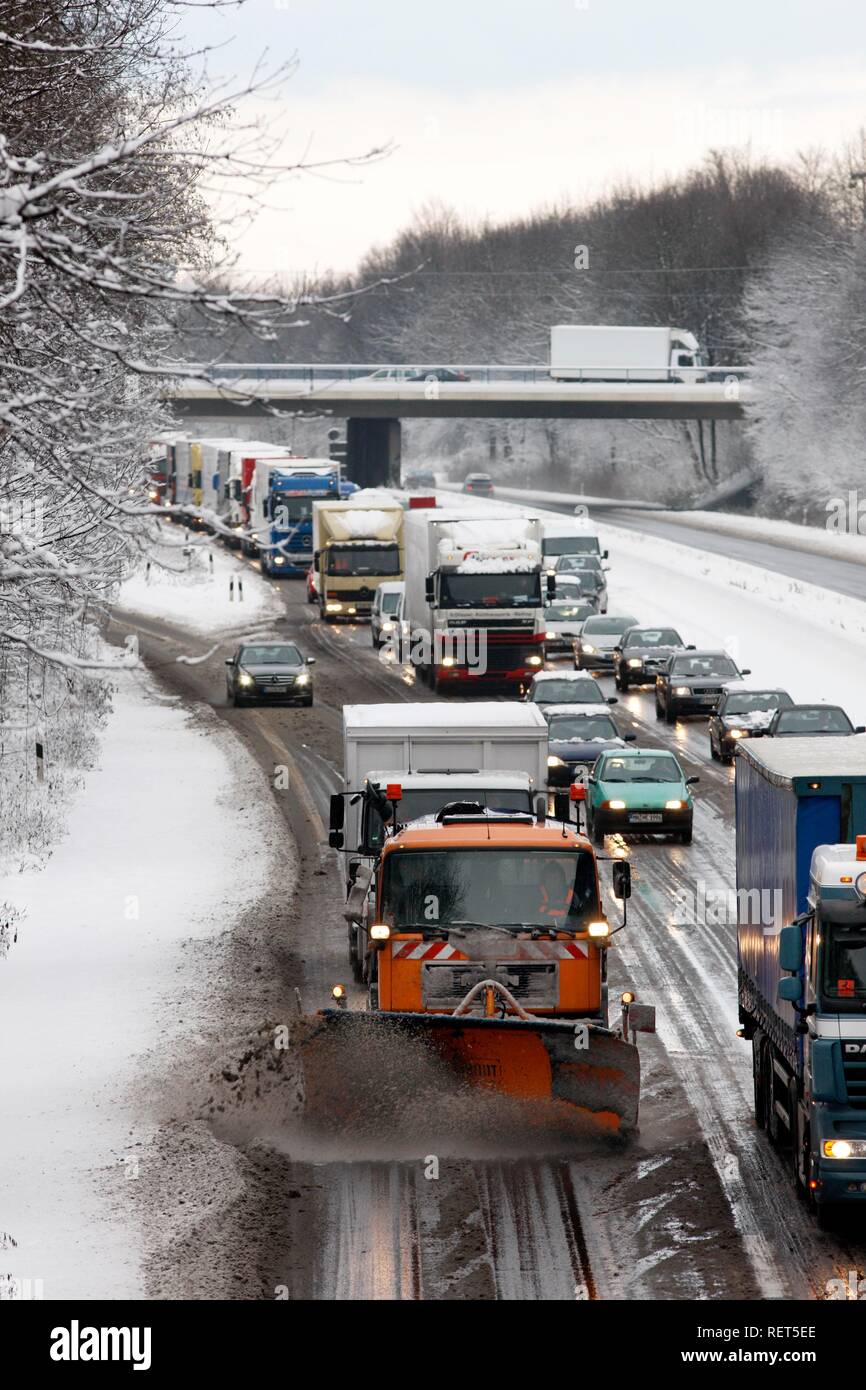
[
  {"xmin": 253, "ymin": 459, "xmax": 341, "ymax": 576},
  {"xmin": 736, "ymin": 737, "xmax": 866, "ymax": 1218}
]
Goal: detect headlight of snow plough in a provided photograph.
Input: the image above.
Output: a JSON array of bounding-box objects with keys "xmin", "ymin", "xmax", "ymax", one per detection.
[{"xmin": 588, "ymin": 921, "xmax": 610, "ymax": 938}]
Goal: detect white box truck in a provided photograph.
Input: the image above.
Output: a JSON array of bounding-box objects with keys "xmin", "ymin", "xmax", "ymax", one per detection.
[
  {"xmin": 403, "ymin": 509, "xmax": 548, "ymax": 694},
  {"xmin": 312, "ymin": 497, "xmax": 404, "ymax": 621},
  {"xmin": 549, "ymin": 325, "xmax": 705, "ymax": 382},
  {"xmin": 331, "ymin": 700, "xmax": 549, "ymax": 863}
]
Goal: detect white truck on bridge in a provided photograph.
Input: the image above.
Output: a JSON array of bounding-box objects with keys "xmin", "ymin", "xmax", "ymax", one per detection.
[
  {"xmin": 403, "ymin": 509, "xmax": 548, "ymax": 694},
  {"xmin": 550, "ymin": 325, "xmax": 705, "ymax": 382}
]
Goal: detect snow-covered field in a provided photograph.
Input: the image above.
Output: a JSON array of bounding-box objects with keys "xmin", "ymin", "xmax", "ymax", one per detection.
[
  {"xmin": 115, "ymin": 535, "xmax": 282, "ymax": 635},
  {"xmin": 0, "ymin": 667, "xmax": 286, "ymax": 1299}
]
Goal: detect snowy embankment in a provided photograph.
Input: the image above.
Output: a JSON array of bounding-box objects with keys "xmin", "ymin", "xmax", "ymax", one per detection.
[
  {"xmin": 115, "ymin": 533, "xmax": 282, "ymax": 635},
  {"xmin": 456, "ymin": 481, "xmax": 866, "ymax": 567},
  {"xmin": 445, "ymin": 489, "xmax": 866, "ymax": 726},
  {"xmin": 0, "ymin": 667, "xmax": 286, "ymax": 1299}
]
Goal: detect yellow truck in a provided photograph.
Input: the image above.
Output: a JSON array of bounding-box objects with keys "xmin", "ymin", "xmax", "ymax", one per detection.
[{"xmin": 312, "ymin": 498, "xmax": 404, "ymax": 622}]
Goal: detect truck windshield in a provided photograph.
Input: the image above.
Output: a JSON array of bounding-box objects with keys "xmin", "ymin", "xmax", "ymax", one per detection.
[
  {"xmin": 271, "ymin": 497, "xmax": 314, "ymax": 524},
  {"xmin": 822, "ymin": 926, "xmax": 866, "ymax": 1008},
  {"xmin": 380, "ymin": 848, "xmax": 600, "ymax": 930},
  {"xmin": 439, "ymin": 572, "xmax": 542, "ymax": 609},
  {"xmin": 364, "ymin": 789, "xmax": 532, "ymax": 852},
  {"xmin": 544, "ymin": 536, "xmax": 600, "ymax": 556},
  {"xmin": 327, "ymin": 544, "xmax": 401, "ymax": 577}
]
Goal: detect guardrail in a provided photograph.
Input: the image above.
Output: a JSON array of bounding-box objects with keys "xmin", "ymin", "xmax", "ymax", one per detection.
[{"xmin": 170, "ymin": 362, "xmax": 753, "ymax": 388}]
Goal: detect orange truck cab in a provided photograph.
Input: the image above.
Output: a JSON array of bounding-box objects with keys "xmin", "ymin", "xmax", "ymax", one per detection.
[{"xmin": 369, "ymin": 815, "xmax": 614, "ymax": 1022}]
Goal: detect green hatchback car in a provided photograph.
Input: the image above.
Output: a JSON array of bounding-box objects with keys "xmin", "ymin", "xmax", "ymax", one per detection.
[{"xmin": 585, "ymin": 747, "xmax": 699, "ymax": 844}]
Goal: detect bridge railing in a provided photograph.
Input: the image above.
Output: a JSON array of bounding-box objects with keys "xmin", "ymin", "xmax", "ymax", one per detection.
[{"xmin": 170, "ymin": 362, "xmax": 753, "ymax": 388}]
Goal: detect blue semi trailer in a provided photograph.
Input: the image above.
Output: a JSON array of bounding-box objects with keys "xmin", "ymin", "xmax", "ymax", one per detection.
[{"xmin": 736, "ymin": 737, "xmax": 866, "ymax": 1223}]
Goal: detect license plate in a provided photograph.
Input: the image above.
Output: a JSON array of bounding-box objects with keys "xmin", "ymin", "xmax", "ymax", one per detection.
[
  {"xmin": 269, "ymin": 685, "xmax": 288, "ymax": 695},
  {"xmin": 629, "ymin": 812, "xmax": 663, "ymax": 824}
]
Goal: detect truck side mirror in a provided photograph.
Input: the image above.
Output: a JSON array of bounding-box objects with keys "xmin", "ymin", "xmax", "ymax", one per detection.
[
  {"xmin": 546, "ymin": 572, "xmax": 556, "ymax": 599},
  {"xmin": 425, "ymin": 575, "xmax": 435, "ymax": 604},
  {"xmin": 778, "ymin": 976, "xmax": 803, "ymax": 1004},
  {"xmin": 624, "ymin": 733, "xmax": 636, "ymax": 742},
  {"xmin": 603, "ymin": 550, "xmax": 609, "ymax": 560},
  {"xmin": 313, "ymin": 551, "xmax": 321, "ymax": 566},
  {"xmin": 612, "ymin": 860, "xmax": 631, "ymax": 901},
  {"xmin": 329, "ymin": 794, "xmax": 345, "ymax": 834},
  {"xmin": 779, "ymin": 924, "xmax": 802, "ymax": 973}
]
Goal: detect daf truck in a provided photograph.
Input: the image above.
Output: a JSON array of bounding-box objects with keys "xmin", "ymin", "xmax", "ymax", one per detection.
[
  {"xmin": 736, "ymin": 737, "xmax": 866, "ymax": 1223},
  {"xmin": 312, "ymin": 497, "xmax": 404, "ymax": 621}
]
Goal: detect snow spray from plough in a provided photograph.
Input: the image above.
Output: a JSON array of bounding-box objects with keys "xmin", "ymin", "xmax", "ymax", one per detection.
[{"xmin": 300, "ymin": 787, "xmax": 655, "ymax": 1138}]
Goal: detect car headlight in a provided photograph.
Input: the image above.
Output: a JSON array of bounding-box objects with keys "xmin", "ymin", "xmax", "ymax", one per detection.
[
  {"xmin": 665, "ymin": 799, "xmax": 685, "ymax": 811},
  {"xmin": 727, "ymin": 728, "xmax": 747, "ymax": 739},
  {"xmin": 606, "ymin": 799, "xmax": 627, "ymax": 811},
  {"xmin": 237, "ymin": 671, "xmax": 254, "ymax": 688},
  {"xmin": 823, "ymin": 1139, "xmax": 866, "ymax": 1159},
  {"xmin": 548, "ymin": 755, "xmax": 566, "ymax": 768},
  {"xmin": 627, "ymin": 658, "xmax": 643, "ymax": 668},
  {"xmin": 588, "ymin": 921, "xmax": 610, "ymax": 938},
  {"xmin": 296, "ymin": 672, "xmax": 310, "ymax": 686},
  {"xmin": 674, "ymin": 686, "xmax": 691, "ymax": 696},
  {"xmin": 582, "ymin": 644, "xmax": 596, "ymax": 655}
]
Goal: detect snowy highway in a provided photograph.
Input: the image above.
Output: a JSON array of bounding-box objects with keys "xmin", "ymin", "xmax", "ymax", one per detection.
[{"xmin": 95, "ymin": 488, "xmax": 866, "ymax": 1302}]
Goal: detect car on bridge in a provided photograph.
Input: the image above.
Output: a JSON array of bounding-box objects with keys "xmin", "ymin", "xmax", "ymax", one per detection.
[
  {"xmin": 764, "ymin": 704, "xmax": 864, "ymax": 739},
  {"xmin": 462, "ymin": 472, "xmax": 494, "ymax": 496},
  {"xmin": 655, "ymin": 649, "xmax": 749, "ymax": 723},
  {"xmin": 707, "ymin": 687, "xmax": 794, "ymax": 763},
  {"xmin": 525, "ymin": 670, "xmax": 618, "ymax": 708},
  {"xmin": 573, "ymin": 614, "xmax": 639, "ymax": 672},
  {"xmin": 612, "ymin": 625, "xmax": 689, "ymax": 692},
  {"xmin": 585, "ymin": 747, "xmax": 698, "ymax": 845},
  {"xmin": 544, "ymin": 705, "xmax": 636, "ymax": 787},
  {"xmin": 225, "ymin": 639, "xmax": 316, "ymax": 707},
  {"xmin": 405, "ymin": 367, "xmax": 471, "ymax": 383}
]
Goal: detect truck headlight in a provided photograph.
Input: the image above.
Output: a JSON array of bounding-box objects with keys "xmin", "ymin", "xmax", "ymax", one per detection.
[
  {"xmin": 528, "ymin": 656, "xmax": 543, "ymax": 667},
  {"xmin": 237, "ymin": 671, "xmax": 254, "ymax": 688},
  {"xmin": 382, "ymin": 622, "xmax": 395, "ymax": 633},
  {"xmin": 607, "ymin": 799, "xmax": 627, "ymax": 811},
  {"xmin": 665, "ymin": 799, "xmax": 684, "ymax": 810},
  {"xmin": 548, "ymin": 755, "xmax": 565, "ymax": 768},
  {"xmin": 674, "ymin": 686, "xmax": 691, "ymax": 696},
  {"xmin": 627, "ymin": 658, "xmax": 642, "ymax": 668},
  {"xmin": 326, "ymin": 602, "xmax": 343, "ymax": 613},
  {"xmin": 274, "ymin": 556, "xmax": 286, "ymax": 566},
  {"xmin": 823, "ymin": 1139, "xmax": 866, "ymax": 1159},
  {"xmin": 588, "ymin": 920, "xmax": 610, "ymax": 938},
  {"xmin": 370, "ymin": 923, "xmax": 391, "ymax": 941},
  {"xmin": 545, "ymin": 631, "xmax": 557, "ymax": 640},
  {"xmin": 441, "ymin": 656, "xmax": 456, "ymax": 668}
]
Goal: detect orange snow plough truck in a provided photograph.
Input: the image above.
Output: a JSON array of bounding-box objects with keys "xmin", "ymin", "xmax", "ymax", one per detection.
[{"xmin": 319, "ymin": 802, "xmax": 654, "ymax": 1135}]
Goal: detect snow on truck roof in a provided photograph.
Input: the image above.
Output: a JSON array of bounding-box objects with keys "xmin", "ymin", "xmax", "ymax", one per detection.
[
  {"xmin": 364, "ymin": 769, "xmax": 532, "ymax": 788},
  {"xmin": 344, "ymin": 702, "xmax": 548, "ymax": 731},
  {"xmin": 739, "ymin": 735, "xmax": 866, "ymax": 784}
]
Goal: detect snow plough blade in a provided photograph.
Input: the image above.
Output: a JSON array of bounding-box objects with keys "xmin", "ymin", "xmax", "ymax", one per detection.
[{"xmin": 296, "ymin": 1007, "xmax": 641, "ymax": 1137}]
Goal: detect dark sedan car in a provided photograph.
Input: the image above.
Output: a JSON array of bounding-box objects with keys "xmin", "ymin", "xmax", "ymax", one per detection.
[
  {"xmin": 525, "ymin": 671, "xmax": 617, "ymax": 707},
  {"xmin": 406, "ymin": 367, "xmax": 471, "ymax": 383},
  {"xmin": 462, "ymin": 472, "xmax": 494, "ymax": 496},
  {"xmin": 765, "ymin": 704, "xmax": 864, "ymax": 738},
  {"xmin": 544, "ymin": 705, "xmax": 636, "ymax": 787},
  {"xmin": 655, "ymin": 650, "xmax": 750, "ymax": 723},
  {"xmin": 225, "ymin": 640, "xmax": 315, "ymax": 706},
  {"xmin": 708, "ymin": 687, "xmax": 794, "ymax": 763},
  {"xmin": 612, "ymin": 625, "xmax": 688, "ymax": 692},
  {"xmin": 573, "ymin": 614, "xmax": 639, "ymax": 671}
]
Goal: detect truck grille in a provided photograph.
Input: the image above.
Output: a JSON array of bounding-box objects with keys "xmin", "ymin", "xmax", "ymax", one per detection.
[
  {"xmin": 421, "ymin": 961, "xmax": 557, "ymax": 1009},
  {"xmin": 844, "ymin": 1055, "xmax": 866, "ymax": 1108}
]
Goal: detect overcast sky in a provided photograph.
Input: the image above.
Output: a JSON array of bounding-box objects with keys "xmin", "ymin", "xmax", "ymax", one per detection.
[{"xmin": 176, "ymin": 0, "xmax": 866, "ymax": 276}]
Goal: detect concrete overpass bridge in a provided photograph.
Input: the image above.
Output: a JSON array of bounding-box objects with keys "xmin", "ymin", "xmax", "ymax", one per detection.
[{"xmin": 165, "ymin": 362, "xmax": 753, "ymax": 488}]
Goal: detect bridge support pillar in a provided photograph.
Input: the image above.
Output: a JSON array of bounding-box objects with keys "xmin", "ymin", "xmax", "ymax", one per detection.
[{"xmin": 346, "ymin": 417, "xmax": 401, "ymax": 489}]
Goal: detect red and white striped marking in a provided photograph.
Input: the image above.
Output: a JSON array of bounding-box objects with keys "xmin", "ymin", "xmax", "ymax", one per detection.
[{"xmin": 391, "ymin": 939, "xmax": 588, "ymax": 960}]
